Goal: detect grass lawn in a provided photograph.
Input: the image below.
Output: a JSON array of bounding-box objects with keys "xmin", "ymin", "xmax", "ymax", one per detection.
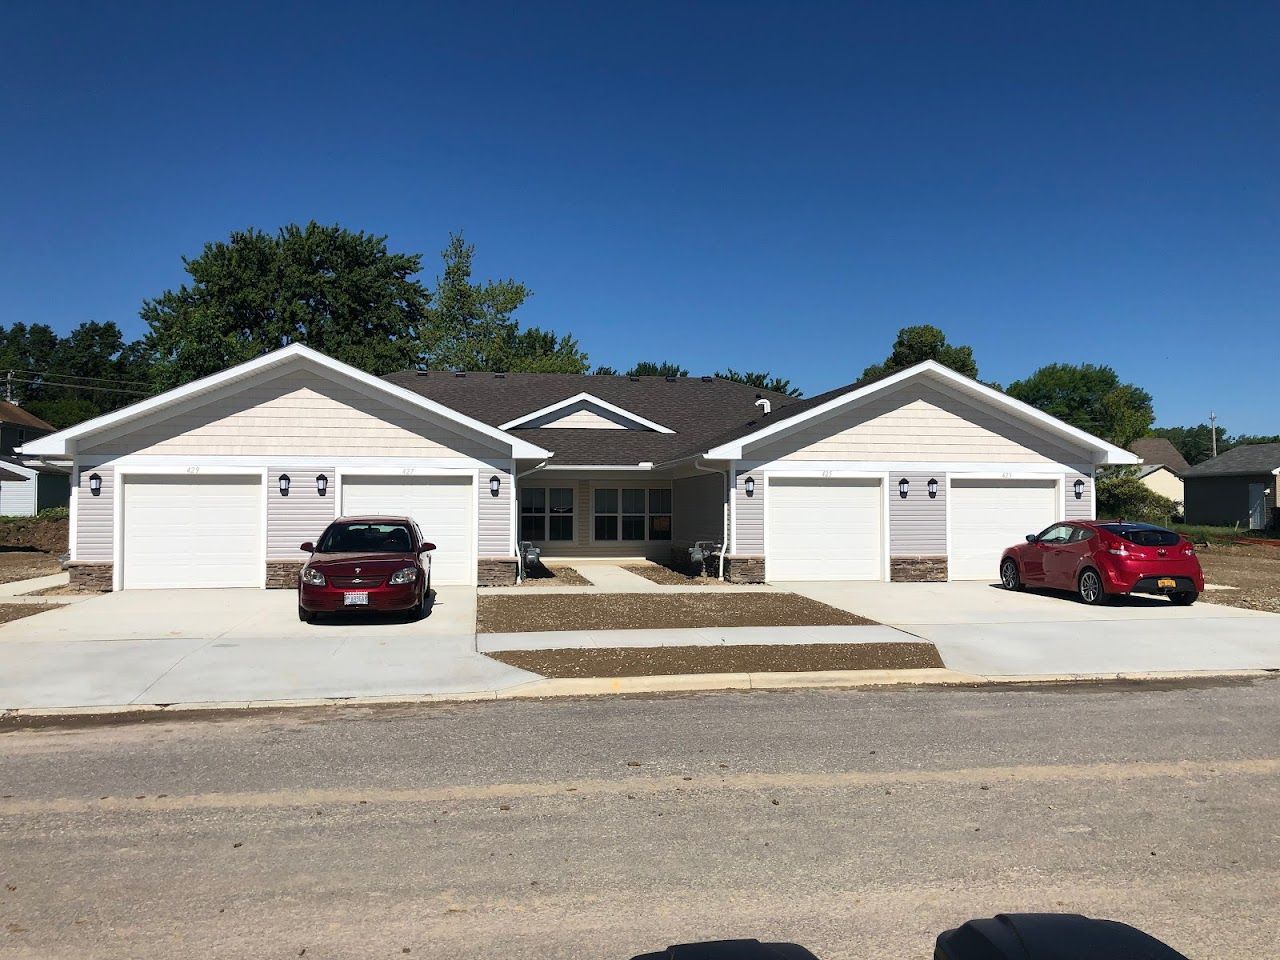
[{"xmin": 1170, "ymin": 523, "xmax": 1280, "ymax": 546}]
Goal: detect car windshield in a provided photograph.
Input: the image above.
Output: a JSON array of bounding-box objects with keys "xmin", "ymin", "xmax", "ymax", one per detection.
[
  {"xmin": 317, "ymin": 522, "xmax": 414, "ymax": 553},
  {"xmin": 1098, "ymin": 522, "xmax": 1180, "ymax": 547}
]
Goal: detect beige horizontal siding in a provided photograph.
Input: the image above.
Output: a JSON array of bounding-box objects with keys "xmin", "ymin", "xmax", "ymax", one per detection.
[
  {"xmin": 267, "ymin": 468, "xmax": 336, "ymax": 558},
  {"xmin": 479, "ymin": 467, "xmax": 513, "ymax": 557},
  {"xmin": 82, "ymin": 370, "xmax": 497, "ymax": 459},
  {"xmin": 752, "ymin": 383, "xmax": 1086, "ymax": 465},
  {"xmin": 534, "ymin": 407, "xmax": 627, "ymax": 429},
  {"xmin": 733, "ymin": 469, "xmax": 764, "ymax": 555},
  {"xmin": 890, "ymin": 471, "xmax": 946, "ymax": 556}
]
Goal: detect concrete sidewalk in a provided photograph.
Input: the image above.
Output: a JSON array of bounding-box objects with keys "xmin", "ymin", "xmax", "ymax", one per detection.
[{"xmin": 478, "ymin": 623, "xmax": 917, "ymax": 652}]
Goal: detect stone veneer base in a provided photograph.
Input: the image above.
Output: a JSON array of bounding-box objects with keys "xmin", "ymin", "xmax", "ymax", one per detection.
[
  {"xmin": 66, "ymin": 562, "xmax": 113, "ymax": 592},
  {"xmin": 890, "ymin": 557, "xmax": 948, "ymax": 582},
  {"xmin": 478, "ymin": 557, "xmax": 519, "ymax": 587}
]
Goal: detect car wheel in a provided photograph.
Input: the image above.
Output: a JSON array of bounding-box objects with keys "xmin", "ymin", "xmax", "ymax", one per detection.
[
  {"xmin": 1170, "ymin": 590, "xmax": 1198, "ymax": 606},
  {"xmin": 999, "ymin": 558, "xmax": 1022, "ymax": 591},
  {"xmin": 1077, "ymin": 568, "xmax": 1109, "ymax": 605},
  {"xmin": 298, "ymin": 603, "xmax": 315, "ymax": 623}
]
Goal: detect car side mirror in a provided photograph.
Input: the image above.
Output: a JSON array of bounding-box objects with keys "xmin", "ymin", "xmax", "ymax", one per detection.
[
  {"xmin": 1025, "ymin": 534, "xmax": 1037, "ymax": 543},
  {"xmin": 300, "ymin": 542, "xmax": 315, "ymax": 553},
  {"xmin": 420, "ymin": 542, "xmax": 436, "ymax": 553}
]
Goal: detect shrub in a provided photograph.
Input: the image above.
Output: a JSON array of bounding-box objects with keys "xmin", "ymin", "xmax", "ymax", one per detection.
[{"xmin": 1095, "ymin": 471, "xmax": 1179, "ymax": 524}]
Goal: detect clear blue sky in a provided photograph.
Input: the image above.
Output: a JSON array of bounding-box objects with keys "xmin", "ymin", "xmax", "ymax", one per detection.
[{"xmin": 2, "ymin": 1, "xmax": 1276, "ymax": 432}]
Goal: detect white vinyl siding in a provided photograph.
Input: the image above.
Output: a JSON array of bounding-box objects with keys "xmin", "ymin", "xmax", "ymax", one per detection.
[
  {"xmin": 734, "ymin": 470, "xmax": 763, "ymax": 555},
  {"xmin": 766, "ymin": 477, "xmax": 884, "ymax": 581},
  {"xmin": 267, "ymin": 467, "xmax": 336, "ymax": 558},
  {"xmin": 890, "ymin": 471, "xmax": 947, "ymax": 557},
  {"xmin": 0, "ymin": 471, "xmax": 36, "ymax": 517},
  {"xmin": 1064, "ymin": 471, "xmax": 1094, "ymax": 521},
  {"xmin": 121, "ymin": 475, "xmax": 263, "ymax": 589},
  {"xmin": 949, "ymin": 478, "xmax": 1058, "ymax": 581},
  {"xmin": 340, "ymin": 475, "xmax": 475, "ymax": 585},
  {"xmin": 478, "ymin": 466, "xmax": 514, "ymax": 557},
  {"xmin": 75, "ymin": 466, "xmax": 114, "ymax": 561},
  {"xmin": 81, "ymin": 369, "xmax": 501, "ymax": 460}
]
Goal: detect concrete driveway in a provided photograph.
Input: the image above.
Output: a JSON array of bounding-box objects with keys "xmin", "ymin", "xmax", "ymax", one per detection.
[
  {"xmin": 0, "ymin": 587, "xmax": 539, "ymax": 710},
  {"xmin": 788, "ymin": 580, "xmax": 1280, "ymax": 676}
]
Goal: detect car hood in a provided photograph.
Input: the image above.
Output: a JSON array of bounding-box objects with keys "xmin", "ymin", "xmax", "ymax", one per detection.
[{"xmin": 306, "ymin": 552, "xmax": 417, "ymax": 575}]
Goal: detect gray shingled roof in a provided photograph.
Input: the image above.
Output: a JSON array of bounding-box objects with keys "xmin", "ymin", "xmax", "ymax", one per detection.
[
  {"xmin": 1128, "ymin": 437, "xmax": 1191, "ymax": 475},
  {"xmin": 1183, "ymin": 442, "xmax": 1280, "ymax": 477},
  {"xmin": 382, "ymin": 370, "xmax": 804, "ymax": 465}
]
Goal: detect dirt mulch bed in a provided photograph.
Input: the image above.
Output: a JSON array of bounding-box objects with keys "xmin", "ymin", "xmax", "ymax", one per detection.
[
  {"xmin": 0, "ymin": 516, "xmax": 68, "ymax": 555},
  {"xmin": 477, "ymin": 592, "xmax": 875, "ymax": 633},
  {"xmin": 490, "ymin": 641, "xmax": 942, "ymax": 677},
  {"xmin": 27, "ymin": 583, "xmax": 97, "ymax": 597},
  {"xmin": 0, "ymin": 603, "xmax": 59, "ymax": 624},
  {"xmin": 1198, "ymin": 543, "xmax": 1280, "ymax": 614},
  {"xmin": 518, "ymin": 565, "xmax": 592, "ymax": 587},
  {"xmin": 621, "ymin": 563, "xmax": 747, "ymax": 587},
  {"xmin": 0, "ymin": 550, "xmax": 62, "ymax": 585}
]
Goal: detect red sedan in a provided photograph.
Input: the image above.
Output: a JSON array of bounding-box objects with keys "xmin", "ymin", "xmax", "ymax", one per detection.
[
  {"xmin": 1000, "ymin": 520, "xmax": 1203, "ymax": 606},
  {"xmin": 297, "ymin": 516, "xmax": 434, "ymax": 623}
]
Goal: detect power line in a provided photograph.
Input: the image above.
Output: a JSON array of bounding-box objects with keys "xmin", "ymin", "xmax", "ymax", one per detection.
[
  {"xmin": 4, "ymin": 374, "xmax": 151, "ymax": 397},
  {"xmin": 3, "ymin": 366, "xmax": 151, "ymax": 386}
]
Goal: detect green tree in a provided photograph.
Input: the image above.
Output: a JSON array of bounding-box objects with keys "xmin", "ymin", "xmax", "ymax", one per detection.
[
  {"xmin": 861, "ymin": 325, "xmax": 979, "ymax": 381},
  {"xmin": 1148, "ymin": 424, "xmax": 1223, "ymax": 465},
  {"xmin": 1006, "ymin": 363, "xmax": 1154, "ymax": 447},
  {"xmin": 714, "ymin": 368, "xmax": 803, "ymax": 397},
  {"xmin": 1096, "ymin": 468, "xmax": 1180, "ymax": 523},
  {"xmin": 592, "ymin": 365, "xmax": 620, "ymax": 376},
  {"xmin": 625, "ymin": 361, "xmax": 689, "ymax": 377},
  {"xmin": 142, "ymin": 222, "xmax": 428, "ymax": 388},
  {"xmin": 421, "ymin": 234, "xmax": 587, "ymax": 373}
]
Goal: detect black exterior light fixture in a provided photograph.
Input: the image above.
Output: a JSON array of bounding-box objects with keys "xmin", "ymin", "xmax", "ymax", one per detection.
[
  {"xmin": 88, "ymin": 472, "xmax": 102, "ymax": 496},
  {"xmin": 316, "ymin": 474, "xmax": 328, "ymax": 497},
  {"xmin": 1074, "ymin": 478, "xmax": 1085, "ymax": 500},
  {"xmin": 928, "ymin": 477, "xmax": 938, "ymax": 499},
  {"xmin": 898, "ymin": 477, "xmax": 909, "ymax": 499},
  {"xmin": 489, "ymin": 475, "xmax": 501, "ymax": 497},
  {"xmin": 744, "ymin": 476, "xmax": 755, "ymax": 497},
  {"xmin": 278, "ymin": 473, "xmax": 291, "ymax": 497}
]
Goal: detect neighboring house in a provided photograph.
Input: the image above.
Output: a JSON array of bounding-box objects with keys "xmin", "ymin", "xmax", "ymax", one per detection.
[
  {"xmin": 0, "ymin": 402, "xmax": 70, "ymax": 516},
  {"xmin": 24, "ymin": 344, "xmax": 1136, "ymax": 591},
  {"xmin": 1127, "ymin": 437, "xmax": 1191, "ymax": 507},
  {"xmin": 1183, "ymin": 443, "xmax": 1280, "ymax": 530}
]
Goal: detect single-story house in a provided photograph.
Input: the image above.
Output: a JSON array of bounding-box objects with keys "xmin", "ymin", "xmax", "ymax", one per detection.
[
  {"xmin": 22, "ymin": 344, "xmax": 1137, "ymax": 591},
  {"xmin": 1127, "ymin": 437, "xmax": 1191, "ymax": 507},
  {"xmin": 1183, "ymin": 443, "xmax": 1280, "ymax": 530},
  {"xmin": 0, "ymin": 402, "xmax": 70, "ymax": 516}
]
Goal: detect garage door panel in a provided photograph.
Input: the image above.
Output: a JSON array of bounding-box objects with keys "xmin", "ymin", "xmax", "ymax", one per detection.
[
  {"xmin": 123, "ymin": 476, "xmax": 263, "ymax": 589},
  {"xmin": 767, "ymin": 478, "xmax": 883, "ymax": 581},
  {"xmin": 341, "ymin": 476, "xmax": 474, "ymax": 585},
  {"xmin": 949, "ymin": 478, "xmax": 1057, "ymax": 581}
]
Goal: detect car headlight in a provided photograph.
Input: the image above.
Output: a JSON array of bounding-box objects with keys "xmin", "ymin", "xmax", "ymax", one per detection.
[
  {"xmin": 301, "ymin": 566, "xmax": 326, "ymax": 586},
  {"xmin": 389, "ymin": 567, "xmax": 418, "ymax": 585}
]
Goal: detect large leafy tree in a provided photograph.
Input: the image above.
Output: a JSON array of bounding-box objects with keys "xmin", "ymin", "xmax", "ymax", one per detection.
[
  {"xmin": 625, "ymin": 361, "xmax": 689, "ymax": 377},
  {"xmin": 1006, "ymin": 363, "xmax": 1154, "ymax": 447},
  {"xmin": 420, "ymin": 234, "xmax": 587, "ymax": 373},
  {"xmin": 861, "ymin": 325, "xmax": 978, "ymax": 381},
  {"xmin": 142, "ymin": 222, "xmax": 428, "ymax": 388},
  {"xmin": 714, "ymin": 368, "xmax": 803, "ymax": 397},
  {"xmin": 1149, "ymin": 424, "xmax": 1280, "ymax": 464}
]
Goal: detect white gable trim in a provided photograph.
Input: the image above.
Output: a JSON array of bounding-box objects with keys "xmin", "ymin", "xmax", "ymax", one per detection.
[
  {"xmin": 22, "ymin": 344, "xmax": 552, "ymax": 460},
  {"xmin": 704, "ymin": 360, "xmax": 1139, "ymax": 465},
  {"xmin": 499, "ymin": 392, "xmax": 675, "ymax": 434}
]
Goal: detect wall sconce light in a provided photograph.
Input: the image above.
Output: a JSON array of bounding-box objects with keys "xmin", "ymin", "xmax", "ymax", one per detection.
[
  {"xmin": 898, "ymin": 477, "xmax": 909, "ymax": 499},
  {"xmin": 489, "ymin": 475, "xmax": 501, "ymax": 497},
  {"xmin": 316, "ymin": 474, "xmax": 328, "ymax": 497},
  {"xmin": 88, "ymin": 472, "xmax": 102, "ymax": 496},
  {"xmin": 278, "ymin": 473, "xmax": 291, "ymax": 496},
  {"xmin": 744, "ymin": 476, "xmax": 755, "ymax": 497},
  {"xmin": 927, "ymin": 477, "xmax": 938, "ymax": 499},
  {"xmin": 1074, "ymin": 478, "xmax": 1085, "ymax": 500}
]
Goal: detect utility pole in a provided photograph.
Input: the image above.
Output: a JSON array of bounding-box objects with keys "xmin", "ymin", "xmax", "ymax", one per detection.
[
  {"xmin": 4, "ymin": 371, "xmax": 10, "ymax": 404},
  {"xmin": 1209, "ymin": 411, "xmax": 1218, "ymax": 458}
]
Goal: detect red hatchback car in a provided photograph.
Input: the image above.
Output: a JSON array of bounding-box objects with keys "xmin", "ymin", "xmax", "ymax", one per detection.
[
  {"xmin": 297, "ymin": 516, "xmax": 434, "ymax": 623},
  {"xmin": 1000, "ymin": 520, "xmax": 1203, "ymax": 606}
]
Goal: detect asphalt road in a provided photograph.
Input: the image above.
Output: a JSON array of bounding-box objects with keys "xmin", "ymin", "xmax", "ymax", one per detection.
[{"xmin": 3, "ymin": 678, "xmax": 1278, "ymax": 959}]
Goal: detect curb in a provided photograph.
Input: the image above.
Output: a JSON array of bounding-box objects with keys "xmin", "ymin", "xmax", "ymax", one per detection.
[{"xmin": 2, "ymin": 668, "xmax": 1273, "ymax": 720}]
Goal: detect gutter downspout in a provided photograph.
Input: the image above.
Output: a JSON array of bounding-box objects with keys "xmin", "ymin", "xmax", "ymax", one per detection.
[
  {"xmin": 513, "ymin": 458, "xmax": 551, "ymax": 584},
  {"xmin": 693, "ymin": 458, "xmax": 728, "ymax": 581}
]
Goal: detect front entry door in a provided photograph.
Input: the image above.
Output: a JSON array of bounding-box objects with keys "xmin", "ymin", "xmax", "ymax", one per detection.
[{"xmin": 1248, "ymin": 483, "xmax": 1267, "ymax": 530}]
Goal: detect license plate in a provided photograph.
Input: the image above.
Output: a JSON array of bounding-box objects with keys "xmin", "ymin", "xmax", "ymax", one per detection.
[
  {"xmin": 344, "ymin": 592, "xmax": 369, "ymax": 606},
  {"xmin": 1157, "ymin": 578, "xmax": 1177, "ymax": 590}
]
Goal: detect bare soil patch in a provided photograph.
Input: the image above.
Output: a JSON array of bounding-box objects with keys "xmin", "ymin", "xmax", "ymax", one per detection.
[
  {"xmin": 0, "ymin": 516, "xmax": 68, "ymax": 555},
  {"xmin": 621, "ymin": 563, "xmax": 746, "ymax": 587},
  {"xmin": 518, "ymin": 565, "xmax": 592, "ymax": 587},
  {"xmin": 0, "ymin": 602, "xmax": 58, "ymax": 624},
  {"xmin": 27, "ymin": 583, "xmax": 96, "ymax": 597},
  {"xmin": 477, "ymin": 592, "xmax": 875, "ymax": 633},
  {"xmin": 1198, "ymin": 543, "xmax": 1280, "ymax": 614},
  {"xmin": 489, "ymin": 641, "xmax": 942, "ymax": 677},
  {"xmin": 0, "ymin": 550, "xmax": 62, "ymax": 585}
]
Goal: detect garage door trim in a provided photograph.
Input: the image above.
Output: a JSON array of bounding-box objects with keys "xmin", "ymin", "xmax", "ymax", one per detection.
[
  {"xmin": 945, "ymin": 472, "xmax": 1064, "ymax": 582},
  {"xmin": 762, "ymin": 471, "xmax": 890, "ymax": 581},
  {"xmin": 113, "ymin": 466, "xmax": 268, "ymax": 591}
]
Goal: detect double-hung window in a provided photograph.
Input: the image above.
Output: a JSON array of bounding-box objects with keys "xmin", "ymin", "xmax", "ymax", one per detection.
[
  {"xmin": 593, "ymin": 487, "xmax": 672, "ymax": 541},
  {"xmin": 520, "ymin": 487, "xmax": 574, "ymax": 541}
]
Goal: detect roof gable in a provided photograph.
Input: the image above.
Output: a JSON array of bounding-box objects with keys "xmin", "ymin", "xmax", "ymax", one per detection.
[
  {"xmin": 1128, "ymin": 437, "xmax": 1191, "ymax": 474},
  {"xmin": 500, "ymin": 392, "xmax": 675, "ymax": 433},
  {"xmin": 1184, "ymin": 442, "xmax": 1280, "ymax": 477}
]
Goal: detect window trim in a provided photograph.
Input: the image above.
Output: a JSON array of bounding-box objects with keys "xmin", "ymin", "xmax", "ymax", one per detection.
[
  {"xmin": 519, "ymin": 486, "xmax": 575, "ymax": 543},
  {"xmin": 591, "ymin": 483, "xmax": 673, "ymax": 543}
]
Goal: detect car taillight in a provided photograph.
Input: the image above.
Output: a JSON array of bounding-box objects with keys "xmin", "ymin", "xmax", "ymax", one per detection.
[
  {"xmin": 1105, "ymin": 540, "xmax": 1130, "ymax": 557},
  {"xmin": 1182, "ymin": 544, "xmax": 1196, "ymax": 557}
]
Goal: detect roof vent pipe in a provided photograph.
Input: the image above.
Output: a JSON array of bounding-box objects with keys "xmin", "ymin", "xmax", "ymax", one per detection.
[{"xmin": 755, "ymin": 397, "xmax": 771, "ymax": 416}]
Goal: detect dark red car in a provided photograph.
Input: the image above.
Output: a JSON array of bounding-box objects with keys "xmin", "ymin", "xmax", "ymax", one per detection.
[
  {"xmin": 1000, "ymin": 520, "xmax": 1203, "ymax": 606},
  {"xmin": 297, "ymin": 516, "xmax": 434, "ymax": 623}
]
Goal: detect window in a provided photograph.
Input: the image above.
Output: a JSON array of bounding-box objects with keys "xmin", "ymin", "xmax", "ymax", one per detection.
[
  {"xmin": 1037, "ymin": 524, "xmax": 1074, "ymax": 545},
  {"xmin": 594, "ymin": 487, "xmax": 672, "ymax": 541},
  {"xmin": 521, "ymin": 487, "xmax": 573, "ymax": 542}
]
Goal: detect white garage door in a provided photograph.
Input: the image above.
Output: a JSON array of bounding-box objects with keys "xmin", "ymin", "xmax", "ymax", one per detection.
[
  {"xmin": 949, "ymin": 478, "xmax": 1058, "ymax": 581},
  {"xmin": 341, "ymin": 475, "xmax": 474, "ymax": 585},
  {"xmin": 766, "ymin": 477, "xmax": 883, "ymax": 581},
  {"xmin": 122, "ymin": 475, "xmax": 263, "ymax": 589}
]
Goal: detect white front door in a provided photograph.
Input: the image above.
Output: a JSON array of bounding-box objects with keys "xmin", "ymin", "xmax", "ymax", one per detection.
[
  {"xmin": 766, "ymin": 477, "xmax": 884, "ymax": 581},
  {"xmin": 949, "ymin": 478, "xmax": 1058, "ymax": 581},
  {"xmin": 340, "ymin": 475, "xmax": 475, "ymax": 585},
  {"xmin": 122, "ymin": 475, "xmax": 263, "ymax": 589}
]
